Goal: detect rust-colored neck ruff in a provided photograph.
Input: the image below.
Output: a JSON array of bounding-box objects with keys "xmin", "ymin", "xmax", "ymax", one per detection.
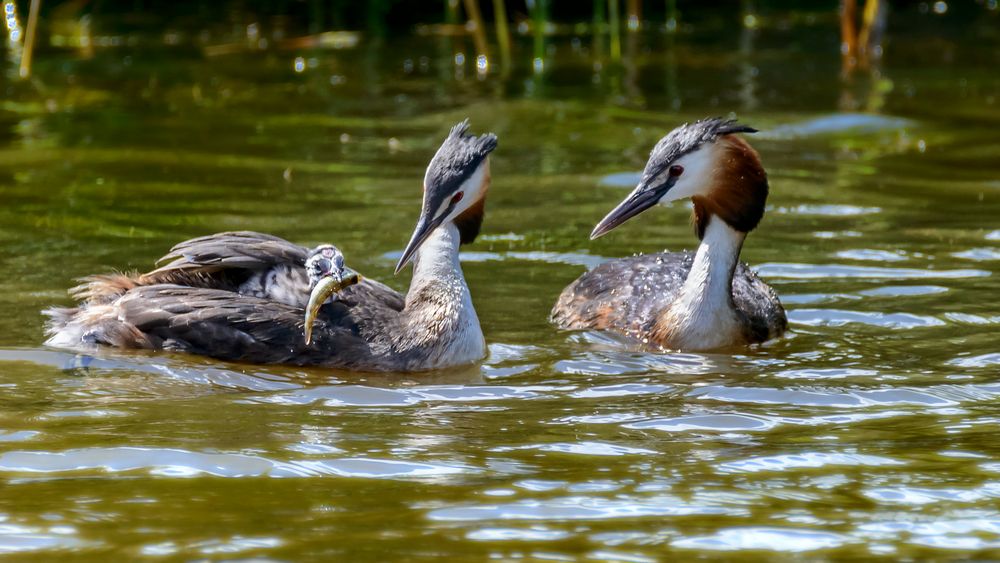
[
  {"xmin": 453, "ymin": 161, "xmax": 490, "ymax": 245},
  {"xmin": 691, "ymin": 135, "xmax": 768, "ymax": 240}
]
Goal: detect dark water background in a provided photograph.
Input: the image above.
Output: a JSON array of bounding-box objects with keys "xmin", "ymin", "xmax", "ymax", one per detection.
[{"xmin": 1, "ymin": 5, "xmax": 999, "ymax": 560}]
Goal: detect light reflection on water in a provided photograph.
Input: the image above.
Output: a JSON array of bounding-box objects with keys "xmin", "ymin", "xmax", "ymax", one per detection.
[
  {"xmin": 0, "ymin": 447, "xmax": 475, "ymax": 478},
  {"xmin": 0, "ymin": 18, "xmax": 999, "ymax": 563}
]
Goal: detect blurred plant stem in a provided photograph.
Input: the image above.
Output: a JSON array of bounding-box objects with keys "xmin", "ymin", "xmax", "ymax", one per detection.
[
  {"xmin": 461, "ymin": 0, "xmax": 489, "ymax": 68},
  {"xmin": 592, "ymin": 0, "xmax": 605, "ymax": 64},
  {"xmin": 738, "ymin": 0, "xmax": 758, "ymax": 111},
  {"xmin": 445, "ymin": 0, "xmax": 459, "ymax": 24},
  {"xmin": 665, "ymin": 24, "xmax": 679, "ymax": 108},
  {"xmin": 666, "ymin": 0, "xmax": 678, "ymax": 32},
  {"xmin": 308, "ymin": 0, "xmax": 323, "ymax": 34},
  {"xmin": 608, "ymin": 0, "xmax": 621, "ymax": 62},
  {"xmin": 492, "ymin": 0, "xmax": 511, "ymax": 73},
  {"xmin": 841, "ymin": 0, "xmax": 886, "ymax": 75},
  {"xmin": 366, "ymin": 0, "xmax": 387, "ymax": 41},
  {"xmin": 626, "ymin": 0, "xmax": 640, "ymax": 31},
  {"xmin": 19, "ymin": 0, "xmax": 40, "ymax": 79},
  {"xmin": 530, "ymin": 0, "xmax": 547, "ymax": 73}
]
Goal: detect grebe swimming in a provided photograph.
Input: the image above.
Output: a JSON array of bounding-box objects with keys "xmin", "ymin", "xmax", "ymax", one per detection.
[
  {"xmin": 45, "ymin": 120, "xmax": 498, "ymax": 371},
  {"xmin": 551, "ymin": 118, "xmax": 786, "ymax": 351}
]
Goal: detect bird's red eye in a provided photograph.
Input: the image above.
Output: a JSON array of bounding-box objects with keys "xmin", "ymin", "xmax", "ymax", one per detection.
[
  {"xmin": 669, "ymin": 164, "xmax": 684, "ymax": 177},
  {"xmin": 451, "ymin": 192, "xmax": 464, "ymax": 205}
]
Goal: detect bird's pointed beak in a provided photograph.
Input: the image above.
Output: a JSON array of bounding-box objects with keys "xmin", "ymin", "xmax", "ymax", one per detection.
[
  {"xmin": 304, "ymin": 268, "xmax": 361, "ymax": 345},
  {"xmin": 590, "ymin": 181, "xmax": 671, "ymax": 239},
  {"xmin": 395, "ymin": 213, "xmax": 444, "ymax": 275}
]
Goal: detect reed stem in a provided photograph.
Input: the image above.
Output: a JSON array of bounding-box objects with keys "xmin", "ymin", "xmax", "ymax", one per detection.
[
  {"xmin": 593, "ymin": 0, "xmax": 606, "ymax": 62},
  {"xmin": 445, "ymin": 0, "xmax": 459, "ymax": 24},
  {"xmin": 19, "ymin": 0, "xmax": 41, "ymax": 79},
  {"xmin": 858, "ymin": 0, "xmax": 881, "ymax": 59},
  {"xmin": 493, "ymin": 0, "xmax": 511, "ymax": 71},
  {"xmin": 532, "ymin": 0, "xmax": 547, "ymax": 73},
  {"xmin": 608, "ymin": 0, "xmax": 621, "ymax": 62},
  {"xmin": 626, "ymin": 0, "xmax": 640, "ymax": 32},
  {"xmin": 462, "ymin": 0, "xmax": 489, "ymax": 71},
  {"xmin": 666, "ymin": 0, "xmax": 678, "ymax": 32}
]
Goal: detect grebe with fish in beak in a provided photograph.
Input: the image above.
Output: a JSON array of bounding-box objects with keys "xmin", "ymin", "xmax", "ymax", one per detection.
[{"xmin": 44, "ymin": 120, "xmax": 498, "ymax": 371}]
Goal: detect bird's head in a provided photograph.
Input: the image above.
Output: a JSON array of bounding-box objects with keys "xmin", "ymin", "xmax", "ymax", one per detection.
[
  {"xmin": 303, "ymin": 244, "xmax": 361, "ymax": 345},
  {"xmin": 590, "ymin": 117, "xmax": 768, "ymax": 240},
  {"xmin": 395, "ymin": 119, "xmax": 498, "ymax": 274},
  {"xmin": 305, "ymin": 244, "xmax": 348, "ymax": 288}
]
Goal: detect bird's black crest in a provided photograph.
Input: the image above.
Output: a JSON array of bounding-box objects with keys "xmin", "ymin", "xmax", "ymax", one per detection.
[
  {"xmin": 640, "ymin": 117, "xmax": 757, "ymax": 186},
  {"xmin": 424, "ymin": 119, "xmax": 498, "ymax": 194}
]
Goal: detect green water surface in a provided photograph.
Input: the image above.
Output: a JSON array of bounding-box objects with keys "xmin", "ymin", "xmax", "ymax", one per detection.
[{"xmin": 1, "ymin": 10, "xmax": 1000, "ymax": 561}]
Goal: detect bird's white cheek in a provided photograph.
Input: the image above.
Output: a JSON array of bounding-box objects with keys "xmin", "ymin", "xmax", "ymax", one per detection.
[
  {"xmin": 657, "ymin": 176, "xmax": 707, "ymax": 206},
  {"xmin": 656, "ymin": 144, "xmax": 718, "ymax": 205},
  {"xmin": 448, "ymin": 163, "xmax": 488, "ymax": 219}
]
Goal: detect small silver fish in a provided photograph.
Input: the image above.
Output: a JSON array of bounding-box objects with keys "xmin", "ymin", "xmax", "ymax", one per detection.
[{"xmin": 303, "ymin": 268, "xmax": 361, "ymax": 345}]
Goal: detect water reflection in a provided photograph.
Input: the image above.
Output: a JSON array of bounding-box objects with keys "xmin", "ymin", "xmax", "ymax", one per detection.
[
  {"xmin": 428, "ymin": 495, "xmax": 731, "ymax": 521},
  {"xmin": 1, "ymin": 11, "xmax": 1000, "ymax": 561},
  {"xmin": 0, "ymin": 446, "xmax": 475, "ymax": 479},
  {"xmin": 673, "ymin": 527, "xmax": 851, "ymax": 552}
]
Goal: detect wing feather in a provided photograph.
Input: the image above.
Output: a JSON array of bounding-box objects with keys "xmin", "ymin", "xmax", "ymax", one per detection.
[
  {"xmin": 46, "ymin": 231, "xmax": 408, "ymax": 368},
  {"xmin": 115, "ymin": 285, "xmax": 377, "ymax": 366}
]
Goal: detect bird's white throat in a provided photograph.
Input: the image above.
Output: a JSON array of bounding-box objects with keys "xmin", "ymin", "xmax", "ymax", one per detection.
[
  {"xmin": 407, "ymin": 221, "xmax": 485, "ymax": 366},
  {"xmin": 663, "ymin": 215, "xmax": 747, "ymax": 349},
  {"xmin": 411, "ymin": 221, "xmax": 464, "ymax": 285}
]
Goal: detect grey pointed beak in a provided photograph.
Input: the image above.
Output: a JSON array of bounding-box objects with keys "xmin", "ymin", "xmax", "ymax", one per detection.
[
  {"xmin": 395, "ymin": 213, "xmax": 444, "ymax": 274},
  {"xmin": 590, "ymin": 181, "xmax": 671, "ymax": 239}
]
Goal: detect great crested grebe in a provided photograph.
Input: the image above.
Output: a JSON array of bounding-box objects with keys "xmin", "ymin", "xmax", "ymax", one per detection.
[
  {"xmin": 551, "ymin": 118, "xmax": 786, "ymax": 351},
  {"xmin": 44, "ymin": 120, "xmax": 498, "ymax": 371}
]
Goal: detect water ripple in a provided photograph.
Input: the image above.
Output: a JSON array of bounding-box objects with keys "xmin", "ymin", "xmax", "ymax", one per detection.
[
  {"xmin": 0, "ymin": 431, "xmax": 39, "ymax": 442},
  {"xmin": 0, "ymin": 349, "xmax": 299, "ymax": 392},
  {"xmin": 858, "ymin": 285, "xmax": 949, "ymax": 297},
  {"xmin": 757, "ymin": 263, "xmax": 989, "ymax": 279},
  {"xmin": 250, "ymin": 384, "xmax": 565, "ymax": 406},
  {"xmin": 465, "ymin": 527, "xmax": 571, "ymax": 541},
  {"xmin": 0, "ymin": 523, "xmax": 85, "ymax": 554},
  {"xmin": 835, "ymin": 249, "xmax": 907, "ymax": 262},
  {"xmin": 773, "ymin": 367, "xmax": 878, "ymax": 380},
  {"xmin": 864, "ymin": 484, "xmax": 1000, "ymax": 505},
  {"xmin": 761, "ymin": 113, "xmax": 912, "ymax": 139},
  {"xmin": 625, "ymin": 410, "xmax": 912, "ymax": 434},
  {"xmin": 687, "ymin": 384, "xmax": 988, "ymax": 407},
  {"xmin": 490, "ymin": 442, "xmax": 657, "ymax": 457},
  {"xmin": 673, "ymin": 527, "xmax": 851, "ymax": 552},
  {"xmin": 952, "ymin": 248, "xmax": 1000, "ymax": 261},
  {"xmin": 0, "ymin": 447, "xmax": 472, "ymax": 479},
  {"xmin": 141, "ymin": 536, "xmax": 283, "ymax": 556},
  {"xmin": 570, "ymin": 383, "xmax": 673, "ymax": 399},
  {"xmin": 627, "ymin": 414, "xmax": 775, "ymax": 432},
  {"xmin": 788, "ymin": 309, "xmax": 945, "ymax": 328},
  {"xmin": 858, "ymin": 519, "xmax": 1000, "ymax": 549},
  {"xmin": 555, "ymin": 350, "xmax": 716, "ymax": 376},
  {"xmin": 948, "ymin": 353, "xmax": 1000, "ymax": 368},
  {"xmin": 717, "ymin": 452, "xmax": 905, "ymax": 474},
  {"xmin": 427, "ymin": 495, "xmax": 732, "ymax": 521},
  {"xmin": 774, "ymin": 204, "xmax": 881, "ymax": 216}
]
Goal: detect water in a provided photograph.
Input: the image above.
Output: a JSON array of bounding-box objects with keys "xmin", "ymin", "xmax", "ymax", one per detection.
[{"xmin": 1, "ymin": 12, "xmax": 1000, "ymax": 560}]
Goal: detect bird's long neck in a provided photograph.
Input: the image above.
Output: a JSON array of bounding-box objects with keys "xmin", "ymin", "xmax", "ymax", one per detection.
[
  {"xmin": 409, "ymin": 221, "xmax": 466, "ymax": 293},
  {"xmin": 399, "ymin": 221, "xmax": 484, "ymax": 367},
  {"xmin": 655, "ymin": 215, "xmax": 746, "ymax": 349}
]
